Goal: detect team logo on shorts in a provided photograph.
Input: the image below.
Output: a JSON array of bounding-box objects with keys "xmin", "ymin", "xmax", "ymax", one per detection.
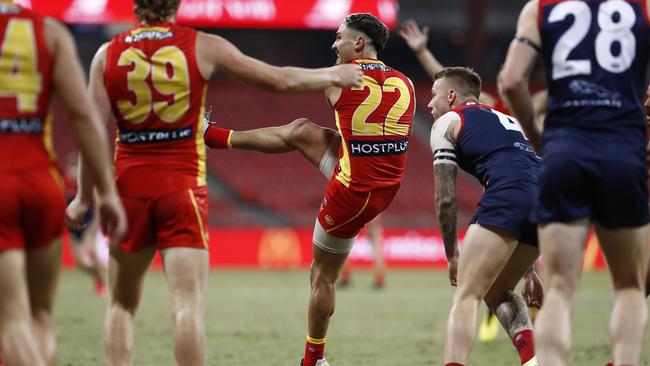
[{"xmin": 325, "ymin": 215, "xmax": 335, "ymax": 226}]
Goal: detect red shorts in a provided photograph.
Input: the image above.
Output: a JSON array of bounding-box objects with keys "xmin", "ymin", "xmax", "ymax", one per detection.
[
  {"xmin": 0, "ymin": 166, "xmax": 66, "ymax": 250},
  {"xmin": 317, "ymin": 179, "xmax": 399, "ymax": 239},
  {"xmin": 118, "ymin": 186, "xmax": 209, "ymax": 252}
]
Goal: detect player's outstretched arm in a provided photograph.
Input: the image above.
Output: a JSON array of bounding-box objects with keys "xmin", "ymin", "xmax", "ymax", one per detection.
[
  {"xmin": 498, "ymin": 0, "xmax": 541, "ymax": 150},
  {"xmin": 431, "ymin": 112, "xmax": 461, "ymax": 286},
  {"xmin": 48, "ymin": 21, "xmax": 127, "ymax": 243},
  {"xmin": 196, "ymin": 32, "xmax": 362, "ymax": 92},
  {"xmin": 398, "ymin": 19, "xmax": 442, "ymax": 80},
  {"xmin": 399, "ymin": 20, "xmax": 497, "ymax": 106}
]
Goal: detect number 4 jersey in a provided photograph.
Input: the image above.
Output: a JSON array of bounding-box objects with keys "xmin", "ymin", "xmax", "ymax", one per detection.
[
  {"xmin": 539, "ymin": 0, "xmax": 649, "ymax": 155},
  {"xmin": 105, "ymin": 22, "xmax": 208, "ymax": 197},
  {"xmin": 332, "ymin": 59, "xmax": 415, "ymax": 192},
  {"xmin": 0, "ymin": 5, "xmax": 54, "ymax": 172}
]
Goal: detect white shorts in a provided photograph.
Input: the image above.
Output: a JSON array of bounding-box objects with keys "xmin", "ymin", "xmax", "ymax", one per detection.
[{"xmin": 312, "ymin": 219, "xmax": 356, "ymax": 254}]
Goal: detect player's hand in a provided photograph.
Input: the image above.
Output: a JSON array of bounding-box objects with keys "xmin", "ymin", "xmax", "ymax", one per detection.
[
  {"xmin": 522, "ymin": 270, "xmax": 544, "ymax": 308},
  {"xmin": 95, "ymin": 191, "xmax": 128, "ymax": 247},
  {"xmin": 66, "ymin": 195, "xmax": 92, "ymax": 230},
  {"xmin": 447, "ymin": 254, "xmax": 459, "ymax": 287},
  {"xmin": 330, "ymin": 64, "xmax": 363, "ymax": 88},
  {"xmin": 398, "ymin": 19, "xmax": 429, "ymax": 53}
]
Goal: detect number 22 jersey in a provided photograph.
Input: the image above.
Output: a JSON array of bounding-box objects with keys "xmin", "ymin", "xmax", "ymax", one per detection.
[
  {"xmin": 104, "ymin": 22, "xmax": 208, "ymax": 197},
  {"xmin": 332, "ymin": 59, "xmax": 415, "ymax": 192}
]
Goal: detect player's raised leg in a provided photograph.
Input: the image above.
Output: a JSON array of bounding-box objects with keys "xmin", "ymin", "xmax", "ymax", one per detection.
[
  {"xmin": 444, "ymin": 224, "xmax": 517, "ymax": 365},
  {"xmin": 484, "ymin": 243, "xmax": 540, "ymax": 366},
  {"xmin": 0, "ymin": 250, "xmax": 44, "ymax": 366},
  {"xmin": 206, "ymin": 117, "xmax": 339, "ymax": 169},
  {"xmin": 25, "ymin": 240, "xmax": 62, "ymax": 366},
  {"xmin": 596, "ymin": 225, "xmax": 648, "ymax": 366},
  {"xmin": 534, "ymin": 220, "xmax": 589, "ymax": 366},
  {"xmin": 162, "ymin": 248, "xmax": 208, "ymax": 366},
  {"xmin": 104, "ymin": 247, "xmax": 156, "ymax": 366}
]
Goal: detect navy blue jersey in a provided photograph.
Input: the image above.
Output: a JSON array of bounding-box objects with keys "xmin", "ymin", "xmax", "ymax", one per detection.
[
  {"xmin": 454, "ymin": 103, "xmax": 541, "ymax": 188},
  {"xmin": 539, "ymin": 0, "xmax": 649, "ymax": 157}
]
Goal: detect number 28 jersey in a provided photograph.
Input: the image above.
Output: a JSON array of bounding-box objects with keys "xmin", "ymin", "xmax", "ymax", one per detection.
[
  {"xmin": 540, "ymin": 0, "xmax": 649, "ymax": 137},
  {"xmin": 332, "ymin": 59, "xmax": 415, "ymax": 192},
  {"xmin": 105, "ymin": 22, "xmax": 208, "ymax": 197}
]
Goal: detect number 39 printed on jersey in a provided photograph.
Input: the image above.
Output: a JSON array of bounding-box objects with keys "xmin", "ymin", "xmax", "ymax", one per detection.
[
  {"xmin": 117, "ymin": 46, "xmax": 190, "ymax": 124},
  {"xmin": 549, "ymin": 0, "xmax": 636, "ymax": 79}
]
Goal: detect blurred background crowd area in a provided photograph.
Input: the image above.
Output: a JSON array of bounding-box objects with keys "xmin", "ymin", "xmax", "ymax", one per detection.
[{"xmin": 47, "ymin": 0, "xmax": 542, "ymax": 229}]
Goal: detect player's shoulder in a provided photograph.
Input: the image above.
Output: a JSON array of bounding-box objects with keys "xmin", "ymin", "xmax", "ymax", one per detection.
[{"xmin": 435, "ymin": 111, "xmax": 462, "ymax": 125}]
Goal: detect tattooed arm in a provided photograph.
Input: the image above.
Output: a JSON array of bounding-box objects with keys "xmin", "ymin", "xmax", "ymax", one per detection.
[{"xmin": 431, "ymin": 112, "xmax": 461, "ymax": 285}]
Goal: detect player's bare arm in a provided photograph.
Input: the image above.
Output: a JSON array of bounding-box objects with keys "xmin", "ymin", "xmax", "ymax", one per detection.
[
  {"xmin": 50, "ymin": 22, "xmax": 127, "ymax": 243},
  {"xmin": 498, "ymin": 0, "xmax": 541, "ymax": 150},
  {"xmin": 196, "ymin": 32, "xmax": 362, "ymax": 92},
  {"xmin": 398, "ymin": 19, "xmax": 441, "ymax": 79},
  {"xmin": 431, "ymin": 112, "xmax": 461, "ymax": 286}
]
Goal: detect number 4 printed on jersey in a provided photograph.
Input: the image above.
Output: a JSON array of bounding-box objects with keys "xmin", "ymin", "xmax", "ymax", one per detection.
[{"xmin": 0, "ymin": 19, "xmax": 41, "ymax": 113}]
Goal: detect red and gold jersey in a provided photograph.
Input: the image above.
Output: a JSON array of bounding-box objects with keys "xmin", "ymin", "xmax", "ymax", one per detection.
[
  {"xmin": 0, "ymin": 4, "xmax": 54, "ymax": 172},
  {"xmin": 333, "ymin": 59, "xmax": 415, "ymax": 192},
  {"xmin": 105, "ymin": 22, "xmax": 208, "ymax": 197}
]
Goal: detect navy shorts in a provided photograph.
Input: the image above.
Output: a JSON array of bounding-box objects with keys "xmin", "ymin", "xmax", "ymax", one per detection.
[
  {"xmin": 66, "ymin": 198, "xmax": 95, "ymax": 242},
  {"xmin": 470, "ymin": 182, "xmax": 538, "ymax": 246},
  {"xmin": 533, "ymin": 155, "xmax": 649, "ymax": 229}
]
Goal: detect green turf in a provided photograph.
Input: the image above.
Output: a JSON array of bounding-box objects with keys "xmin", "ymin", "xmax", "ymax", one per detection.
[{"xmin": 55, "ymin": 270, "xmax": 649, "ymax": 366}]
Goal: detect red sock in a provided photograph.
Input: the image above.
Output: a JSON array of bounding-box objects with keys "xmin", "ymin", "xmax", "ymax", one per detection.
[
  {"xmin": 444, "ymin": 363, "xmax": 464, "ymax": 366},
  {"xmin": 374, "ymin": 272, "xmax": 385, "ymax": 287},
  {"xmin": 512, "ymin": 329, "xmax": 535, "ymax": 364},
  {"xmin": 303, "ymin": 337, "xmax": 325, "ymax": 366},
  {"xmin": 204, "ymin": 126, "xmax": 232, "ymax": 149}
]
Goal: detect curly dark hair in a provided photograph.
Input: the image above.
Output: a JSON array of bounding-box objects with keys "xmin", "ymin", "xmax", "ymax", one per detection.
[
  {"xmin": 344, "ymin": 13, "xmax": 389, "ymax": 52},
  {"xmin": 134, "ymin": 0, "xmax": 180, "ymax": 23},
  {"xmin": 434, "ymin": 67, "xmax": 482, "ymax": 99}
]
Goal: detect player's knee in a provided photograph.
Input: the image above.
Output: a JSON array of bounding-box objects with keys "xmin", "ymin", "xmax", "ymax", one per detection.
[
  {"xmin": 547, "ymin": 272, "xmax": 578, "ymax": 296},
  {"xmin": 286, "ymin": 118, "xmax": 315, "ymax": 143},
  {"xmin": 172, "ymin": 305, "xmax": 202, "ymax": 330},
  {"xmin": 110, "ymin": 294, "xmax": 140, "ymax": 314}
]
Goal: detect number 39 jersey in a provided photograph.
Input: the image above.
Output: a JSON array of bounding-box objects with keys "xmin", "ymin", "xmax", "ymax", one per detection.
[
  {"xmin": 105, "ymin": 22, "xmax": 208, "ymax": 197},
  {"xmin": 332, "ymin": 59, "xmax": 415, "ymax": 192},
  {"xmin": 0, "ymin": 5, "xmax": 54, "ymax": 172},
  {"xmin": 539, "ymin": 0, "xmax": 649, "ymax": 137}
]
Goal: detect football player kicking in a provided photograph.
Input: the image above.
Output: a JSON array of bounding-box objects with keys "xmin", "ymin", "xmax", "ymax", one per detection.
[
  {"xmin": 204, "ymin": 13, "xmax": 415, "ymax": 366},
  {"xmin": 429, "ymin": 67, "xmax": 542, "ymax": 366},
  {"xmin": 66, "ymin": 1, "xmax": 363, "ymax": 365}
]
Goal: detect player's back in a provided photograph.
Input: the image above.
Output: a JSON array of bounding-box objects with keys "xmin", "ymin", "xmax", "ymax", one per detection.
[
  {"xmin": 452, "ymin": 103, "xmax": 541, "ymax": 188},
  {"xmin": 0, "ymin": 3, "xmax": 54, "ymax": 172},
  {"xmin": 104, "ymin": 22, "xmax": 208, "ymax": 197},
  {"xmin": 539, "ymin": 0, "xmax": 649, "ymax": 158},
  {"xmin": 333, "ymin": 59, "xmax": 415, "ymax": 192}
]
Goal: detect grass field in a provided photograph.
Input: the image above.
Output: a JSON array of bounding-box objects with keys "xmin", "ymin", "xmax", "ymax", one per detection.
[{"xmin": 55, "ymin": 270, "xmax": 649, "ymax": 366}]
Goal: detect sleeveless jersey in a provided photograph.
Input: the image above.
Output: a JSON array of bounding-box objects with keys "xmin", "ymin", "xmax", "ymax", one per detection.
[
  {"xmin": 332, "ymin": 59, "xmax": 415, "ymax": 192},
  {"xmin": 105, "ymin": 22, "xmax": 208, "ymax": 197},
  {"xmin": 539, "ymin": 0, "xmax": 649, "ymax": 156},
  {"xmin": 454, "ymin": 102, "xmax": 541, "ymax": 188},
  {"xmin": 0, "ymin": 4, "xmax": 54, "ymax": 172}
]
